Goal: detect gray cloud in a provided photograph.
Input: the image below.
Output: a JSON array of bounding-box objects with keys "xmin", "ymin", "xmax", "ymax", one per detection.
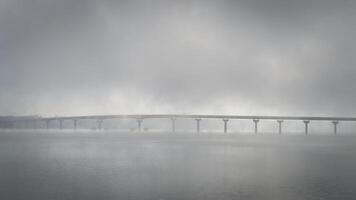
[{"xmin": 1, "ymin": 0, "xmax": 356, "ymax": 116}]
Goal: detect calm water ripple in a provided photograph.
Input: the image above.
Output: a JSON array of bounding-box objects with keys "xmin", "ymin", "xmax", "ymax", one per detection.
[{"xmin": 1, "ymin": 131, "xmax": 356, "ymax": 200}]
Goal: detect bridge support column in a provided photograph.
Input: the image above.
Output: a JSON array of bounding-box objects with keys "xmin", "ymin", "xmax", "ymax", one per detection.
[
  {"xmin": 11, "ymin": 121, "xmax": 16, "ymax": 129},
  {"xmin": 136, "ymin": 119, "xmax": 143, "ymax": 132},
  {"xmin": 332, "ymin": 121, "xmax": 339, "ymax": 135},
  {"xmin": 73, "ymin": 120, "xmax": 77, "ymax": 130},
  {"xmin": 10, "ymin": 121, "xmax": 15, "ymax": 129},
  {"xmin": 25, "ymin": 120, "xmax": 30, "ymax": 129},
  {"xmin": 33, "ymin": 120, "xmax": 37, "ymax": 130},
  {"xmin": 253, "ymin": 119, "xmax": 259, "ymax": 134},
  {"xmin": 171, "ymin": 118, "xmax": 176, "ymax": 132},
  {"xmin": 97, "ymin": 119, "xmax": 103, "ymax": 130},
  {"xmin": 45, "ymin": 120, "xmax": 50, "ymax": 130},
  {"xmin": 303, "ymin": 120, "xmax": 310, "ymax": 135},
  {"xmin": 223, "ymin": 119, "xmax": 229, "ymax": 133},
  {"xmin": 277, "ymin": 120, "xmax": 283, "ymax": 135},
  {"xmin": 59, "ymin": 119, "xmax": 63, "ymax": 130},
  {"xmin": 195, "ymin": 119, "xmax": 201, "ymax": 133}
]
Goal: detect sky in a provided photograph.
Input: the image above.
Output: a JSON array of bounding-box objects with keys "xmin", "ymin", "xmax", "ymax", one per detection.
[{"xmin": 1, "ymin": 0, "xmax": 356, "ymax": 117}]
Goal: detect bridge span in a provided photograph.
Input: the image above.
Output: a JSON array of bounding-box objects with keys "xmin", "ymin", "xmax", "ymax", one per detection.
[{"xmin": 2, "ymin": 114, "xmax": 356, "ymax": 135}]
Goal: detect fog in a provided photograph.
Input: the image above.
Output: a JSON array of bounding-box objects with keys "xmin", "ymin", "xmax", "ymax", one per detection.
[{"xmin": 1, "ymin": 0, "xmax": 356, "ymax": 116}]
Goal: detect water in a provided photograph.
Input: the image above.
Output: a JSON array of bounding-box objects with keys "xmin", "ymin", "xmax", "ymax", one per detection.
[{"xmin": 1, "ymin": 131, "xmax": 356, "ymax": 200}]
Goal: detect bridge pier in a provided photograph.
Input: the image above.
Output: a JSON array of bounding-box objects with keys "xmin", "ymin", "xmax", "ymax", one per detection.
[
  {"xmin": 11, "ymin": 121, "xmax": 17, "ymax": 129},
  {"xmin": 223, "ymin": 119, "xmax": 229, "ymax": 133},
  {"xmin": 59, "ymin": 119, "xmax": 63, "ymax": 130},
  {"xmin": 171, "ymin": 118, "xmax": 176, "ymax": 132},
  {"xmin": 136, "ymin": 119, "xmax": 143, "ymax": 132},
  {"xmin": 332, "ymin": 121, "xmax": 339, "ymax": 135},
  {"xmin": 253, "ymin": 119, "xmax": 259, "ymax": 134},
  {"xmin": 195, "ymin": 118, "xmax": 201, "ymax": 133},
  {"xmin": 277, "ymin": 120, "xmax": 283, "ymax": 135},
  {"xmin": 25, "ymin": 120, "xmax": 30, "ymax": 129},
  {"xmin": 73, "ymin": 119, "xmax": 77, "ymax": 130},
  {"xmin": 45, "ymin": 120, "xmax": 50, "ymax": 130},
  {"xmin": 97, "ymin": 119, "xmax": 103, "ymax": 130},
  {"xmin": 303, "ymin": 120, "xmax": 310, "ymax": 135},
  {"xmin": 33, "ymin": 120, "xmax": 37, "ymax": 130}
]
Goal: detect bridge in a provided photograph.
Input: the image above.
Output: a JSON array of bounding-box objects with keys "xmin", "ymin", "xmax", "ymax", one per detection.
[{"xmin": 2, "ymin": 114, "xmax": 356, "ymax": 135}]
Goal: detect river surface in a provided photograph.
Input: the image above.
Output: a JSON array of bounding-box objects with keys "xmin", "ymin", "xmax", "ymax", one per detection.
[{"xmin": 1, "ymin": 131, "xmax": 356, "ymax": 200}]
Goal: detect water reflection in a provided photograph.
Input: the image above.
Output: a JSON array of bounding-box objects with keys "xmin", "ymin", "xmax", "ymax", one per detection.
[{"xmin": 1, "ymin": 132, "xmax": 356, "ymax": 200}]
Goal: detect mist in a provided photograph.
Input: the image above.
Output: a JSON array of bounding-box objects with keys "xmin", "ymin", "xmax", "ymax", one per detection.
[{"xmin": 1, "ymin": 0, "xmax": 356, "ymax": 117}]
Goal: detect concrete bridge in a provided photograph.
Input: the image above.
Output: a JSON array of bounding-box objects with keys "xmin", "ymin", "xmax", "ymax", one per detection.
[{"xmin": 2, "ymin": 114, "xmax": 356, "ymax": 135}]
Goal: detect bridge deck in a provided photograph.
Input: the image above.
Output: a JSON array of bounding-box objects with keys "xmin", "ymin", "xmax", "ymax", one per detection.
[{"xmin": 39, "ymin": 114, "xmax": 356, "ymax": 121}]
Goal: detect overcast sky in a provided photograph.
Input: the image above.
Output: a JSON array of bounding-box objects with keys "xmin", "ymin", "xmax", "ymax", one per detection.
[{"xmin": 1, "ymin": 0, "xmax": 356, "ymax": 117}]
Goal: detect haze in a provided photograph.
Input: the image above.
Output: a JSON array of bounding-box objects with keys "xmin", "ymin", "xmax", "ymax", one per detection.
[{"xmin": 1, "ymin": 0, "xmax": 356, "ymax": 117}]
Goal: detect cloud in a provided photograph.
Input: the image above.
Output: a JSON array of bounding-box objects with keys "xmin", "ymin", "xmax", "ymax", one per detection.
[{"xmin": 1, "ymin": 0, "xmax": 356, "ymax": 116}]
